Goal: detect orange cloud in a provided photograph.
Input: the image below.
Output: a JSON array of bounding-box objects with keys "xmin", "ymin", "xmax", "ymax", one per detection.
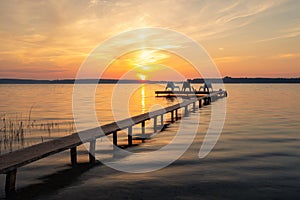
[{"xmin": 102, "ymin": 49, "xmax": 201, "ymax": 81}]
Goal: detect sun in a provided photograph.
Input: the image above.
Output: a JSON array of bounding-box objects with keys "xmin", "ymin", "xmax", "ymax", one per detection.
[{"xmin": 138, "ymin": 74, "xmax": 146, "ymax": 80}]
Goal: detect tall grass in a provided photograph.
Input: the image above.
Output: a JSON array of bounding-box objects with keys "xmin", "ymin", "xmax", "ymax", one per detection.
[{"xmin": 0, "ymin": 110, "xmax": 75, "ymax": 155}]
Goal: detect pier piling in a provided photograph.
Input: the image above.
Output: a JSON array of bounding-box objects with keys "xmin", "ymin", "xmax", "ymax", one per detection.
[
  {"xmin": 70, "ymin": 147, "xmax": 77, "ymax": 166},
  {"xmin": 89, "ymin": 140, "xmax": 96, "ymax": 164},
  {"xmin": 128, "ymin": 126, "xmax": 133, "ymax": 146},
  {"xmin": 5, "ymin": 170, "xmax": 17, "ymax": 195},
  {"xmin": 153, "ymin": 116, "xmax": 157, "ymax": 132}
]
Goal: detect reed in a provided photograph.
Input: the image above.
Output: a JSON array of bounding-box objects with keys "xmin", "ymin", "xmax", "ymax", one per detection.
[{"xmin": 0, "ymin": 111, "xmax": 75, "ymax": 154}]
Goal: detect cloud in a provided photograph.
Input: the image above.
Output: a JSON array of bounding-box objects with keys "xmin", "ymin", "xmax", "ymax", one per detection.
[
  {"xmin": 0, "ymin": 0, "xmax": 298, "ymax": 78},
  {"xmin": 214, "ymin": 56, "xmax": 255, "ymax": 63},
  {"xmin": 270, "ymin": 53, "xmax": 300, "ymax": 59},
  {"xmin": 256, "ymin": 26, "xmax": 300, "ymax": 42}
]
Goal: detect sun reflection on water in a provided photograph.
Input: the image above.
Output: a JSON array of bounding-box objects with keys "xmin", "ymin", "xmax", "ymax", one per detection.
[{"xmin": 141, "ymin": 84, "xmax": 146, "ymax": 113}]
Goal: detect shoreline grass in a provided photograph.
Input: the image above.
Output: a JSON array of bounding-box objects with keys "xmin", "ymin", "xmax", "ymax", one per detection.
[{"xmin": 0, "ymin": 110, "xmax": 75, "ymax": 155}]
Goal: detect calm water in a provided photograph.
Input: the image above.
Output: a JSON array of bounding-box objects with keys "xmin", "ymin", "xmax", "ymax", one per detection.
[
  {"xmin": 0, "ymin": 84, "xmax": 300, "ymax": 199},
  {"xmin": 0, "ymin": 84, "xmax": 179, "ymax": 154}
]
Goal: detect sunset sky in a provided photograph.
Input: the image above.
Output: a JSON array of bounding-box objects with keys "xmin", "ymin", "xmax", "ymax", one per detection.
[{"xmin": 0, "ymin": 0, "xmax": 300, "ymax": 80}]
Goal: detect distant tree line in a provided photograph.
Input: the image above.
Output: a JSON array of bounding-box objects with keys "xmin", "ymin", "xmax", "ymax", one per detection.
[{"xmin": 1, "ymin": 77, "xmax": 300, "ymax": 84}]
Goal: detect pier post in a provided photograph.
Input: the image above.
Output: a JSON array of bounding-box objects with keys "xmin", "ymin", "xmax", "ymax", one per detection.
[
  {"xmin": 193, "ymin": 102, "xmax": 196, "ymax": 112},
  {"xmin": 171, "ymin": 111, "xmax": 174, "ymax": 123},
  {"xmin": 154, "ymin": 116, "xmax": 157, "ymax": 132},
  {"xmin": 113, "ymin": 131, "xmax": 118, "ymax": 146},
  {"xmin": 5, "ymin": 170, "xmax": 17, "ymax": 195},
  {"xmin": 160, "ymin": 115, "xmax": 164, "ymax": 126},
  {"xmin": 70, "ymin": 146, "xmax": 77, "ymax": 166},
  {"xmin": 141, "ymin": 121, "xmax": 145, "ymax": 136},
  {"xmin": 211, "ymin": 96, "xmax": 216, "ymax": 102},
  {"xmin": 199, "ymin": 99, "xmax": 202, "ymax": 108},
  {"xmin": 128, "ymin": 126, "xmax": 132, "ymax": 146},
  {"xmin": 89, "ymin": 140, "xmax": 96, "ymax": 164},
  {"xmin": 204, "ymin": 98, "xmax": 208, "ymax": 105},
  {"xmin": 112, "ymin": 131, "xmax": 119, "ymax": 157},
  {"xmin": 184, "ymin": 106, "xmax": 189, "ymax": 117},
  {"xmin": 175, "ymin": 109, "xmax": 178, "ymax": 120}
]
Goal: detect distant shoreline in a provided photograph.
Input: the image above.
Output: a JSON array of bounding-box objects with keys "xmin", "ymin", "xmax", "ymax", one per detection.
[{"xmin": 0, "ymin": 77, "xmax": 300, "ymax": 84}]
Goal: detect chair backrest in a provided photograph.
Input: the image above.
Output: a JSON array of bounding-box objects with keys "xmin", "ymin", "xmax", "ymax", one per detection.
[
  {"xmin": 183, "ymin": 81, "xmax": 191, "ymax": 88},
  {"xmin": 206, "ymin": 82, "xmax": 212, "ymax": 88},
  {"xmin": 166, "ymin": 82, "xmax": 174, "ymax": 88}
]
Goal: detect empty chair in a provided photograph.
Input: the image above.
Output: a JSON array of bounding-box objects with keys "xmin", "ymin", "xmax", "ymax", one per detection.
[
  {"xmin": 182, "ymin": 81, "xmax": 195, "ymax": 92},
  {"xmin": 165, "ymin": 82, "xmax": 180, "ymax": 91},
  {"xmin": 199, "ymin": 82, "xmax": 213, "ymax": 92}
]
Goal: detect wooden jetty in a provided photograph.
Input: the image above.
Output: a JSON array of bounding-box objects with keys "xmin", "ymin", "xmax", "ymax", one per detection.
[
  {"xmin": 155, "ymin": 90, "xmax": 227, "ymax": 97},
  {"xmin": 0, "ymin": 90, "xmax": 227, "ymax": 196}
]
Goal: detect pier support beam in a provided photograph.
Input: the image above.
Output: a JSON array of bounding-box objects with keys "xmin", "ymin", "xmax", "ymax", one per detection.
[
  {"xmin": 5, "ymin": 170, "xmax": 17, "ymax": 195},
  {"xmin": 112, "ymin": 131, "xmax": 119, "ymax": 157},
  {"xmin": 160, "ymin": 115, "xmax": 164, "ymax": 127},
  {"xmin": 175, "ymin": 109, "xmax": 178, "ymax": 120},
  {"xmin": 184, "ymin": 106, "xmax": 189, "ymax": 117},
  {"xmin": 171, "ymin": 111, "xmax": 174, "ymax": 123},
  {"xmin": 211, "ymin": 96, "xmax": 215, "ymax": 102},
  {"xmin": 204, "ymin": 98, "xmax": 208, "ymax": 105},
  {"xmin": 199, "ymin": 99, "xmax": 202, "ymax": 108},
  {"xmin": 89, "ymin": 140, "xmax": 96, "ymax": 164},
  {"xmin": 128, "ymin": 126, "xmax": 133, "ymax": 146},
  {"xmin": 70, "ymin": 146, "xmax": 77, "ymax": 166},
  {"xmin": 193, "ymin": 102, "xmax": 196, "ymax": 112},
  {"xmin": 141, "ymin": 121, "xmax": 145, "ymax": 136},
  {"xmin": 153, "ymin": 116, "xmax": 157, "ymax": 132},
  {"xmin": 113, "ymin": 131, "xmax": 118, "ymax": 146}
]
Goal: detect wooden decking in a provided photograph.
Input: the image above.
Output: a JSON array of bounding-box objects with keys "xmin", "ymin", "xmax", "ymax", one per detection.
[
  {"xmin": 0, "ymin": 90, "xmax": 227, "ymax": 196},
  {"xmin": 155, "ymin": 90, "xmax": 227, "ymax": 97}
]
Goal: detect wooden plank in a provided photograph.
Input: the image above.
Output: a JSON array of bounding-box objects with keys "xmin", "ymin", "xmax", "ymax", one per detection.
[
  {"xmin": 155, "ymin": 91, "xmax": 210, "ymax": 95},
  {"xmin": 0, "ymin": 133, "xmax": 82, "ymax": 174}
]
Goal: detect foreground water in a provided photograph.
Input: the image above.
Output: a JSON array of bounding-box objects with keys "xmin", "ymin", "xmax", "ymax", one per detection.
[{"xmin": 0, "ymin": 84, "xmax": 300, "ymax": 199}]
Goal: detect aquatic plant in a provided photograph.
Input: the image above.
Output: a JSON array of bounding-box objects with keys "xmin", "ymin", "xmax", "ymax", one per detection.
[{"xmin": 0, "ymin": 110, "xmax": 75, "ymax": 155}]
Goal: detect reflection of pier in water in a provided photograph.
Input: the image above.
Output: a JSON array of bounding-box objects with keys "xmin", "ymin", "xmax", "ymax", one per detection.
[{"xmin": 0, "ymin": 90, "xmax": 227, "ymax": 196}]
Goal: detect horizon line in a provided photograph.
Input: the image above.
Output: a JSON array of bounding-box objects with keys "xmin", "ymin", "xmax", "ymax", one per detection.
[{"xmin": 1, "ymin": 76, "xmax": 300, "ymax": 81}]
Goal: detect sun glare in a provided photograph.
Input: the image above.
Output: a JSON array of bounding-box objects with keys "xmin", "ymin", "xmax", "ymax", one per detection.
[
  {"xmin": 103, "ymin": 48, "xmax": 201, "ymax": 81},
  {"xmin": 141, "ymin": 65, "xmax": 150, "ymax": 70},
  {"xmin": 139, "ymin": 50, "xmax": 157, "ymax": 64},
  {"xmin": 138, "ymin": 74, "xmax": 146, "ymax": 80}
]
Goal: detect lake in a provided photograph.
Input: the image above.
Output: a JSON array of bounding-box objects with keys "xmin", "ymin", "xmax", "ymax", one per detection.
[{"xmin": 0, "ymin": 84, "xmax": 299, "ymax": 199}]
